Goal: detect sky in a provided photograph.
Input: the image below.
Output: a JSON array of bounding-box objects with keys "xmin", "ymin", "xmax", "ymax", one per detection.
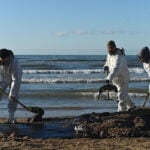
[{"xmin": 0, "ymin": 0, "xmax": 150, "ymax": 55}]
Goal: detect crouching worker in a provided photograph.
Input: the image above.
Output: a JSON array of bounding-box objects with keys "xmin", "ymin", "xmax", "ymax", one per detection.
[
  {"xmin": 104, "ymin": 40, "xmax": 136, "ymax": 112},
  {"xmin": 0, "ymin": 49, "xmax": 22, "ymax": 123}
]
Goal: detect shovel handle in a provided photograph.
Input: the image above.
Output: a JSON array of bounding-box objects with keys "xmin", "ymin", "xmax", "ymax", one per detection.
[
  {"xmin": 105, "ymin": 70, "xmax": 109, "ymax": 99},
  {"xmin": 0, "ymin": 89, "xmax": 28, "ymax": 110},
  {"xmin": 143, "ymin": 93, "xmax": 149, "ymax": 107},
  {"xmin": 15, "ymin": 99, "xmax": 28, "ymax": 110},
  {"xmin": 104, "ymin": 69, "xmax": 109, "ymax": 76}
]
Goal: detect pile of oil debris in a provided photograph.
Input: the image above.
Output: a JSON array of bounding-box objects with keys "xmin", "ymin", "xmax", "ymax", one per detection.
[{"xmin": 74, "ymin": 107, "xmax": 150, "ymax": 138}]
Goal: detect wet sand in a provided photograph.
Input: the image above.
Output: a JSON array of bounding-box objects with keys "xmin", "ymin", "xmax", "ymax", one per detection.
[
  {"xmin": 0, "ymin": 135, "xmax": 149, "ymax": 150},
  {"xmin": 0, "ymin": 109, "xmax": 150, "ymax": 150}
]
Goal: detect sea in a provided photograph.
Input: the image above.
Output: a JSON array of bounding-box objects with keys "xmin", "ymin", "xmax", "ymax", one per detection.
[{"xmin": 0, "ymin": 55, "xmax": 150, "ymax": 118}]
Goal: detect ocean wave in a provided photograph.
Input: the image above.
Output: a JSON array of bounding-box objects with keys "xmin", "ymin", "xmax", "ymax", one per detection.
[
  {"xmin": 130, "ymin": 78, "xmax": 150, "ymax": 82},
  {"xmin": 94, "ymin": 92, "xmax": 146, "ymax": 100},
  {"xmin": 22, "ymin": 78, "xmax": 104, "ymax": 83},
  {"xmin": 129, "ymin": 67, "xmax": 144, "ymax": 74},
  {"xmin": 23, "ymin": 67, "xmax": 145, "ymax": 75},
  {"xmin": 20, "ymin": 90, "xmax": 147, "ymax": 99},
  {"xmin": 22, "ymin": 77, "xmax": 150, "ymax": 83},
  {"xmin": 23, "ymin": 69, "xmax": 103, "ymax": 74},
  {"xmin": 43, "ymin": 106, "xmax": 106, "ymax": 110}
]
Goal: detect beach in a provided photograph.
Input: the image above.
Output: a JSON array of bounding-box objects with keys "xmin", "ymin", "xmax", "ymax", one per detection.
[
  {"xmin": 1, "ymin": 0, "xmax": 150, "ymax": 148},
  {"xmin": 0, "ymin": 136, "xmax": 150, "ymax": 150},
  {"xmin": 0, "ymin": 115, "xmax": 150, "ymax": 150},
  {"xmin": 0, "ymin": 55, "xmax": 150, "ymax": 149},
  {"xmin": 1, "ymin": 55, "xmax": 149, "ymax": 119}
]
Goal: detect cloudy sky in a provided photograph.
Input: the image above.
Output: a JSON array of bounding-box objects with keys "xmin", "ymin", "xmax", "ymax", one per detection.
[{"xmin": 0, "ymin": 0, "xmax": 149, "ymax": 55}]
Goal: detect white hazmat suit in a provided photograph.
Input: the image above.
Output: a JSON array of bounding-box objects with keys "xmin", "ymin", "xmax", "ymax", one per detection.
[
  {"xmin": 143, "ymin": 62, "xmax": 150, "ymax": 77},
  {"xmin": 138, "ymin": 47, "xmax": 150, "ymax": 94},
  {"xmin": 104, "ymin": 49, "xmax": 135, "ymax": 112},
  {"xmin": 143, "ymin": 62, "xmax": 150, "ymax": 93},
  {"xmin": 0, "ymin": 54, "xmax": 22, "ymax": 122}
]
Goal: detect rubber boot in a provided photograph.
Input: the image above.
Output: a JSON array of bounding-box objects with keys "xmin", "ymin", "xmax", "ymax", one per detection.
[
  {"xmin": 8, "ymin": 100, "xmax": 17, "ymax": 123},
  {"xmin": 117, "ymin": 100, "xmax": 127, "ymax": 112}
]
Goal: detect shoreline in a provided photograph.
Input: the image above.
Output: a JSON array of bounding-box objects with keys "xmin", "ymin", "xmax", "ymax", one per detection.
[{"xmin": 0, "ymin": 109, "xmax": 150, "ymax": 149}]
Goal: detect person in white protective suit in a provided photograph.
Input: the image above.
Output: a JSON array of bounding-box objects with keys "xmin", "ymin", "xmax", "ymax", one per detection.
[
  {"xmin": 138, "ymin": 47, "xmax": 150, "ymax": 77},
  {"xmin": 138, "ymin": 47, "xmax": 150, "ymax": 93},
  {"xmin": 0, "ymin": 49, "xmax": 22, "ymax": 123},
  {"xmin": 104, "ymin": 40, "xmax": 136, "ymax": 112}
]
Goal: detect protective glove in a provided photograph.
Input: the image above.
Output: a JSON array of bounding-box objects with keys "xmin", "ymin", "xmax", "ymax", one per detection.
[
  {"xmin": 9, "ymin": 96, "xmax": 17, "ymax": 101},
  {"xmin": 103, "ymin": 66, "xmax": 109, "ymax": 72},
  {"xmin": 106, "ymin": 80, "xmax": 109, "ymax": 85}
]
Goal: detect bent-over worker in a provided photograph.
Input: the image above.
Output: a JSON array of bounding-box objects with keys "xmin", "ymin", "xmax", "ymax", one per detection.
[{"xmin": 0, "ymin": 49, "xmax": 22, "ymax": 123}]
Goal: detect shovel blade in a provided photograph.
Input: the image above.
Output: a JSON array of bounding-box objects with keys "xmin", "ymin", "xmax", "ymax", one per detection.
[{"xmin": 98, "ymin": 84, "xmax": 118, "ymax": 100}]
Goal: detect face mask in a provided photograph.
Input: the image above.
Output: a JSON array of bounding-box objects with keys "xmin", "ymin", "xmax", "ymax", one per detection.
[
  {"xmin": 2, "ymin": 61, "xmax": 10, "ymax": 66},
  {"xmin": 138, "ymin": 47, "xmax": 150, "ymax": 63},
  {"xmin": 108, "ymin": 49, "xmax": 116, "ymax": 55},
  {"xmin": 140, "ymin": 53, "xmax": 150, "ymax": 63},
  {"xmin": 0, "ymin": 58, "xmax": 10, "ymax": 66},
  {"xmin": 107, "ymin": 46, "xmax": 116, "ymax": 55},
  {"xmin": 143, "ymin": 57, "xmax": 149, "ymax": 63}
]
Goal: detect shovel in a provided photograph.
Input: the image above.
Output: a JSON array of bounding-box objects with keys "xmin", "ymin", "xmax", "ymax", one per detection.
[
  {"xmin": 97, "ymin": 69, "xmax": 118, "ymax": 100},
  {"xmin": 0, "ymin": 89, "xmax": 44, "ymax": 116},
  {"xmin": 97, "ymin": 83, "xmax": 118, "ymax": 100},
  {"xmin": 143, "ymin": 92, "xmax": 149, "ymax": 107},
  {"xmin": 143, "ymin": 84, "xmax": 150, "ymax": 107}
]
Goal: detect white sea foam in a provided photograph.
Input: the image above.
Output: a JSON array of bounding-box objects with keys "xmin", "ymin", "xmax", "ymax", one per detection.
[
  {"xmin": 22, "ymin": 77, "xmax": 150, "ymax": 83},
  {"xmin": 129, "ymin": 67, "xmax": 144, "ymax": 74},
  {"xmin": 131, "ymin": 78, "xmax": 150, "ymax": 82},
  {"xmin": 22, "ymin": 78, "xmax": 104, "ymax": 83},
  {"xmin": 23, "ymin": 69, "xmax": 103, "ymax": 74},
  {"xmin": 23, "ymin": 67, "xmax": 145, "ymax": 75}
]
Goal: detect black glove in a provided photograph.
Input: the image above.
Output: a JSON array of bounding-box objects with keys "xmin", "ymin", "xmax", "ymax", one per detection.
[
  {"xmin": 103, "ymin": 66, "xmax": 109, "ymax": 72},
  {"xmin": 106, "ymin": 80, "xmax": 109, "ymax": 85}
]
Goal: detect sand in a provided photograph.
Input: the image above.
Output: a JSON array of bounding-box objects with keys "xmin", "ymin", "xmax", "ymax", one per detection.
[
  {"xmin": 1, "ymin": 108, "xmax": 150, "ymax": 150},
  {"xmin": 0, "ymin": 136, "xmax": 149, "ymax": 150}
]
